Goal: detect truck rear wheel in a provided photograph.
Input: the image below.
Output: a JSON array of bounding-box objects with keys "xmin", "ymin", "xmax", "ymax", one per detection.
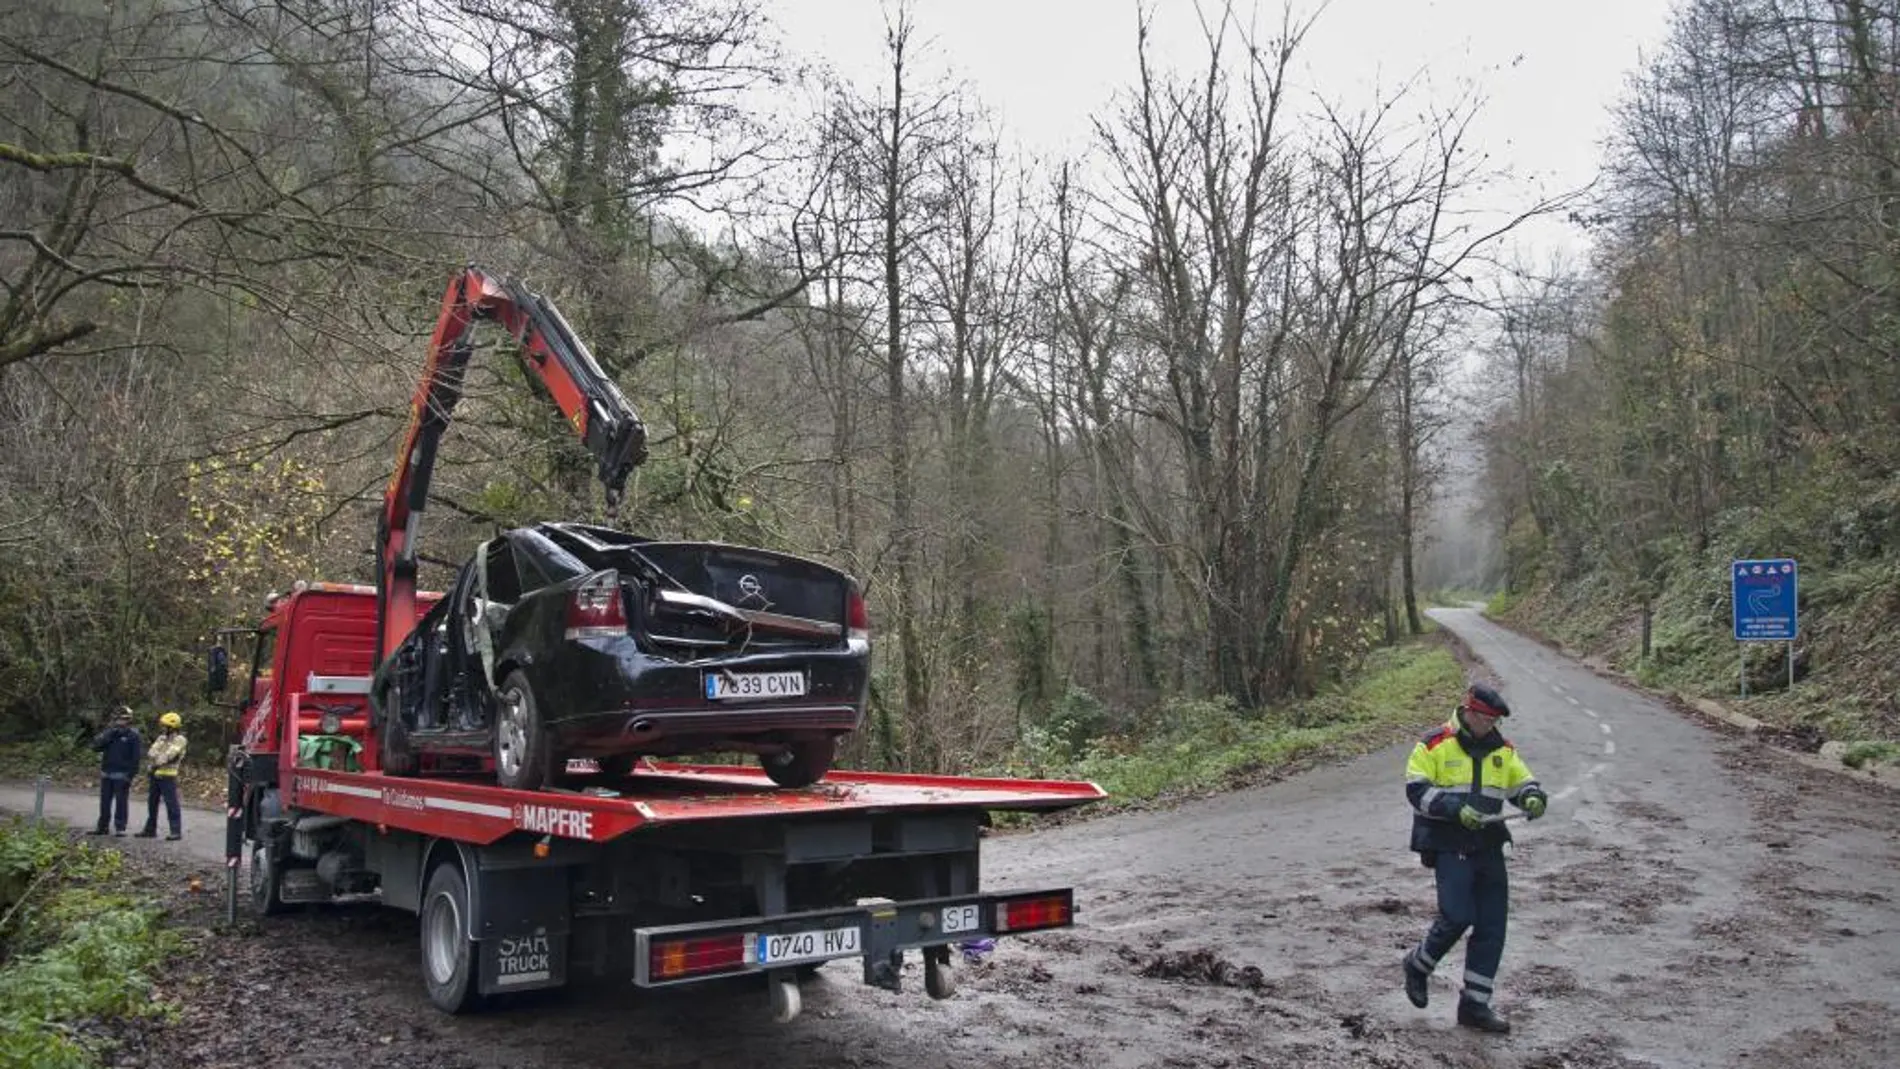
[
  {"xmin": 421, "ymin": 863, "xmax": 481, "ymax": 1014},
  {"xmin": 761, "ymin": 737, "xmax": 835, "ymax": 788}
]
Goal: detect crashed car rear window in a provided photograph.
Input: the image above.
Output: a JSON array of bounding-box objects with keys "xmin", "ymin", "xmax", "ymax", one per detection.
[{"xmin": 515, "ymin": 528, "xmax": 592, "ymax": 582}]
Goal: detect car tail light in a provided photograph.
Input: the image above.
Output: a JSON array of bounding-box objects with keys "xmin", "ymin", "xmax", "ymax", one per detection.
[
  {"xmin": 994, "ymin": 893, "xmax": 1072, "ymax": 933},
  {"xmin": 564, "ymin": 571, "xmax": 627, "ymax": 640},
  {"xmin": 846, "ymin": 583, "xmax": 870, "ymax": 643},
  {"xmin": 648, "ymin": 932, "xmax": 755, "ymax": 981}
]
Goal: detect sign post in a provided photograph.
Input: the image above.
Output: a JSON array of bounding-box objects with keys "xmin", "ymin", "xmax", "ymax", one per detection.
[{"xmin": 1731, "ymin": 558, "xmax": 1798, "ymax": 698}]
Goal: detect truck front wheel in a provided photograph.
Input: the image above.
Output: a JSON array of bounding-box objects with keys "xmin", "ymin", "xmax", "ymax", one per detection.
[
  {"xmin": 421, "ymin": 863, "xmax": 481, "ymax": 1013},
  {"xmin": 249, "ymin": 838, "xmax": 292, "ymax": 916}
]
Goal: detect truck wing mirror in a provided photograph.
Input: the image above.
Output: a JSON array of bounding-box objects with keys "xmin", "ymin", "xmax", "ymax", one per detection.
[{"xmin": 207, "ymin": 645, "xmax": 230, "ymax": 699}]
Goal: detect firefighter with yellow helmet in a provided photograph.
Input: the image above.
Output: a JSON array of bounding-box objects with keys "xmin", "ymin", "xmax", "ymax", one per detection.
[
  {"xmin": 1402, "ymin": 684, "xmax": 1548, "ymax": 1034},
  {"xmin": 135, "ymin": 711, "xmax": 188, "ymax": 841}
]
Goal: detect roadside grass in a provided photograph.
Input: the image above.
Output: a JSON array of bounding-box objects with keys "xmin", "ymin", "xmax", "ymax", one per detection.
[
  {"xmin": 994, "ymin": 637, "xmax": 1464, "ymax": 816},
  {"xmin": 1493, "ymin": 543, "xmax": 1900, "ymax": 756},
  {"xmin": 0, "ymin": 820, "xmax": 177, "ymax": 1069}
]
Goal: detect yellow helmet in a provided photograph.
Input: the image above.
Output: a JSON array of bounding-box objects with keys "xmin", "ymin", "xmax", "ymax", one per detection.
[{"xmin": 159, "ymin": 712, "xmax": 183, "ymax": 729}]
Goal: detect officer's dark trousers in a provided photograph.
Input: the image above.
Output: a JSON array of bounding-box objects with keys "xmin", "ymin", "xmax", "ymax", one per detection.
[
  {"xmin": 142, "ymin": 775, "xmax": 181, "ymax": 836},
  {"xmin": 1409, "ymin": 847, "xmax": 1509, "ymax": 1006},
  {"xmin": 96, "ymin": 774, "xmax": 131, "ymax": 832}
]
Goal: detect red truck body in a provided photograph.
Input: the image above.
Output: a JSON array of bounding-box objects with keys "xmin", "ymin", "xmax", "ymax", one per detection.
[{"xmin": 220, "ymin": 581, "xmax": 1103, "ymax": 1017}]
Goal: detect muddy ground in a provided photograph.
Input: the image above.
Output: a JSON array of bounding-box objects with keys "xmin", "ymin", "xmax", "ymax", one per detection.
[{"xmin": 7, "ymin": 607, "xmax": 1898, "ymax": 1068}]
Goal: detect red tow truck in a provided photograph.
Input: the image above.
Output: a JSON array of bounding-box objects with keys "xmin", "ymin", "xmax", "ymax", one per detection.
[{"xmin": 206, "ymin": 267, "xmax": 1104, "ymax": 1018}]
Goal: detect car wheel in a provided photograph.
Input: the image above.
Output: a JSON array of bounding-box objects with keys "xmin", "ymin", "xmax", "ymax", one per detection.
[
  {"xmin": 494, "ymin": 670, "xmax": 551, "ymax": 791},
  {"xmin": 761, "ymin": 737, "xmax": 835, "ymax": 788},
  {"xmin": 378, "ymin": 681, "xmax": 418, "ymax": 776},
  {"xmin": 421, "ymin": 862, "xmax": 482, "ymax": 1014}
]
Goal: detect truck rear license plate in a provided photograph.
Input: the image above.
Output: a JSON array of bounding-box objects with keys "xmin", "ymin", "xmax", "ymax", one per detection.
[
  {"xmin": 758, "ymin": 925, "xmax": 860, "ymax": 966},
  {"xmin": 705, "ymin": 670, "xmax": 807, "ymax": 700}
]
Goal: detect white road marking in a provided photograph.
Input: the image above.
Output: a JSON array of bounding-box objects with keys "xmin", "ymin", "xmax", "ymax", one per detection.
[
  {"xmin": 1567, "ymin": 696, "xmax": 1580, "ymax": 706},
  {"xmin": 1552, "ymin": 684, "xmax": 1567, "ymax": 694},
  {"xmin": 1585, "ymin": 708, "xmax": 1600, "ymax": 719},
  {"xmin": 1599, "ymin": 723, "xmax": 1613, "ymax": 735},
  {"xmin": 1604, "ymin": 740, "xmax": 1617, "ymax": 755},
  {"xmin": 1554, "ymin": 785, "xmax": 1579, "ymax": 801}
]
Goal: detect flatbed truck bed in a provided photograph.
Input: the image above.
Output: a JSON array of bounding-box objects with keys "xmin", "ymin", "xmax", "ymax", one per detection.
[{"xmin": 232, "ymin": 737, "xmax": 1103, "ymax": 1019}]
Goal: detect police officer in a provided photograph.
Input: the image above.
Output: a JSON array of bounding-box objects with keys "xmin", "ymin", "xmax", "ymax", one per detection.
[
  {"xmin": 88, "ymin": 707, "xmax": 142, "ymax": 836},
  {"xmin": 1401, "ymin": 683, "xmax": 1548, "ymax": 1034}
]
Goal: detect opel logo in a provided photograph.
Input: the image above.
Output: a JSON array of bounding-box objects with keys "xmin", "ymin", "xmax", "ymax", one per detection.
[{"xmin": 738, "ymin": 574, "xmax": 764, "ymax": 601}]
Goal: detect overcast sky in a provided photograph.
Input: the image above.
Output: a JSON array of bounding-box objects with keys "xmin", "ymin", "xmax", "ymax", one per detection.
[{"xmin": 767, "ymin": 0, "xmax": 1678, "ymax": 267}]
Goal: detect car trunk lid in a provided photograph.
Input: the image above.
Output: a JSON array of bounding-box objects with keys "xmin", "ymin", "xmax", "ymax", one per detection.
[{"xmin": 629, "ymin": 543, "xmax": 853, "ymax": 653}]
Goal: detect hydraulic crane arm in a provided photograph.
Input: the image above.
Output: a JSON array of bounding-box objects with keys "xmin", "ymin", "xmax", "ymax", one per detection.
[{"xmin": 375, "ymin": 265, "xmax": 648, "ymax": 665}]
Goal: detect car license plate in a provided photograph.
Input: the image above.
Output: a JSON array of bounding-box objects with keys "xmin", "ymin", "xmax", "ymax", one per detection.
[
  {"xmin": 757, "ymin": 924, "xmax": 860, "ymax": 965},
  {"xmin": 705, "ymin": 670, "xmax": 807, "ymax": 700},
  {"xmin": 939, "ymin": 903, "xmax": 981, "ymax": 935}
]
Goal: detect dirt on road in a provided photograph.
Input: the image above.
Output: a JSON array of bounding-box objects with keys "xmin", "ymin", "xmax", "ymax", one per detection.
[{"xmin": 9, "ymin": 608, "xmax": 1898, "ymax": 1069}]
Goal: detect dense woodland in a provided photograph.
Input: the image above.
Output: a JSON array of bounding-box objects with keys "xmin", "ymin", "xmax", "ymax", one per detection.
[
  {"xmin": 1486, "ymin": 0, "xmax": 1900, "ymax": 743},
  {"xmin": 3, "ymin": 0, "xmax": 1895, "ymax": 769}
]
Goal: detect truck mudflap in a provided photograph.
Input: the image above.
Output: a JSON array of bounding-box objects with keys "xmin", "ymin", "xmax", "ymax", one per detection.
[
  {"xmin": 631, "ymin": 888, "xmax": 1075, "ymax": 994},
  {"xmin": 479, "ymin": 928, "xmax": 567, "ymax": 994}
]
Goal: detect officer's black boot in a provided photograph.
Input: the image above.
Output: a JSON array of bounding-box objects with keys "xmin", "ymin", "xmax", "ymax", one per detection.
[
  {"xmin": 1457, "ymin": 999, "xmax": 1510, "ymax": 1034},
  {"xmin": 1403, "ymin": 955, "xmax": 1429, "ymax": 1008}
]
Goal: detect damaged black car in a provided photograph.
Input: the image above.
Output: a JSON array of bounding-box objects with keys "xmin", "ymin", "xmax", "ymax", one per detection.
[{"xmin": 371, "ymin": 522, "xmax": 871, "ymax": 791}]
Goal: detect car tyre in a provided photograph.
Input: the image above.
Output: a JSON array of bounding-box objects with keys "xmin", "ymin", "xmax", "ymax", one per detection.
[
  {"xmin": 421, "ymin": 863, "xmax": 482, "ymax": 1014},
  {"xmin": 377, "ymin": 681, "xmax": 418, "ymax": 776},
  {"xmin": 761, "ymin": 736, "xmax": 835, "ymax": 788},
  {"xmin": 494, "ymin": 670, "xmax": 552, "ymax": 791}
]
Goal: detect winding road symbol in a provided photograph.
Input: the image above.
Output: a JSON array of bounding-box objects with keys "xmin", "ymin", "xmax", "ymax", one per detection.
[{"xmin": 1746, "ymin": 583, "xmax": 1781, "ymax": 617}]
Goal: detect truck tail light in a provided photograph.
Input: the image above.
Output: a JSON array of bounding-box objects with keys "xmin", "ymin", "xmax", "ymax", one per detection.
[
  {"xmin": 994, "ymin": 893, "xmax": 1072, "ymax": 934},
  {"xmin": 649, "ymin": 932, "xmax": 755, "ymax": 981},
  {"xmin": 846, "ymin": 582, "xmax": 869, "ymax": 643},
  {"xmin": 564, "ymin": 571, "xmax": 627, "ymax": 640}
]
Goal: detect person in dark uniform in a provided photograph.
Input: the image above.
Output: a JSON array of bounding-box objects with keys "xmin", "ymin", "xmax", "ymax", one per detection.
[
  {"xmin": 89, "ymin": 707, "xmax": 142, "ymax": 837},
  {"xmin": 1401, "ymin": 683, "xmax": 1549, "ymax": 1034}
]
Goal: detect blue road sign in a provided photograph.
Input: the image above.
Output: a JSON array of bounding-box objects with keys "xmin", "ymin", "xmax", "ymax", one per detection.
[{"xmin": 1732, "ymin": 559, "xmax": 1797, "ymax": 641}]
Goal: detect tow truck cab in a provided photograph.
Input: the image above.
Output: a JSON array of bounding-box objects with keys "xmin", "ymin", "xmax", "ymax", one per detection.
[{"xmin": 212, "ymin": 582, "xmax": 439, "ymax": 778}]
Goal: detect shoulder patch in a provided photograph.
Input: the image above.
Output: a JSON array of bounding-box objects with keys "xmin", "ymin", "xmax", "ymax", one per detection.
[{"xmin": 1422, "ymin": 726, "xmax": 1456, "ymax": 750}]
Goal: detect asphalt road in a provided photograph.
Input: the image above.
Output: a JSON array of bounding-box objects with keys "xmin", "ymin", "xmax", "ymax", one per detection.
[{"xmin": 5, "ymin": 607, "xmax": 1897, "ymax": 1069}]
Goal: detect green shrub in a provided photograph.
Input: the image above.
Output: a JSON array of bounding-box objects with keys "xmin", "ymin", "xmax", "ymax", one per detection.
[{"xmin": 0, "ymin": 822, "xmax": 175, "ymax": 1069}]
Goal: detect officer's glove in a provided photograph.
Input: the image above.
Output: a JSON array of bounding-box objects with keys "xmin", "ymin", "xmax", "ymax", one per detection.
[
  {"xmin": 1457, "ymin": 805, "xmax": 1486, "ymax": 830},
  {"xmin": 1521, "ymin": 793, "xmax": 1548, "ymax": 820}
]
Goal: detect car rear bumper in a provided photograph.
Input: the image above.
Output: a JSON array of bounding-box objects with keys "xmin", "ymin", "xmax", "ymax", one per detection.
[{"xmin": 528, "ymin": 640, "xmax": 868, "ymax": 753}]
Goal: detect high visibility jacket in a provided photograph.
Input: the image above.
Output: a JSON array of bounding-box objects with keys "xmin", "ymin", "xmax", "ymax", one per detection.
[
  {"xmin": 1405, "ymin": 716, "xmax": 1544, "ymax": 856},
  {"xmin": 147, "ymin": 733, "xmax": 188, "ymax": 778}
]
